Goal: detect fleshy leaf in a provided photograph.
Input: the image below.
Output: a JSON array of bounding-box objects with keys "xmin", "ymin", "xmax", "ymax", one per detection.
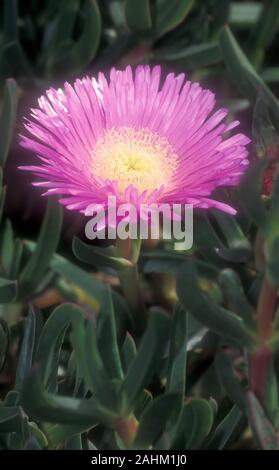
[
  {"xmin": 176, "ymin": 262, "xmax": 254, "ymax": 347},
  {"xmin": 0, "ymin": 79, "xmax": 18, "ymax": 167},
  {"xmin": 122, "ymin": 310, "xmax": 170, "ymax": 412}
]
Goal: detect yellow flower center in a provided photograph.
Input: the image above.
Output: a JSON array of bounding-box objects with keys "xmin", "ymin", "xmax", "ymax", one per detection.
[{"xmin": 92, "ymin": 127, "xmax": 178, "ymax": 193}]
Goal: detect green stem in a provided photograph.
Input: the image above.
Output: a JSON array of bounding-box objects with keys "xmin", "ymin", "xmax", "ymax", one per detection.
[{"xmin": 116, "ymin": 238, "xmax": 147, "ymax": 336}]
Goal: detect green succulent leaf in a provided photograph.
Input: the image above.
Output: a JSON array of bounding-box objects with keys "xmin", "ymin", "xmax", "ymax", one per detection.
[
  {"xmin": 219, "ymin": 26, "xmax": 279, "ymax": 130},
  {"xmin": 121, "ymin": 332, "xmax": 137, "ymax": 373},
  {"xmin": 125, "ymin": 0, "xmax": 152, "ymax": 35},
  {"xmin": 154, "ymin": 0, "xmax": 195, "ymax": 37},
  {"xmin": 248, "ymin": 0, "xmax": 279, "ymax": 68},
  {"xmin": 44, "ymin": 0, "xmax": 101, "ymax": 75},
  {"xmin": 0, "ymin": 181, "xmax": 6, "ymax": 227},
  {"xmin": 154, "ymin": 42, "xmax": 221, "ymax": 69},
  {"xmin": 239, "ymin": 160, "xmax": 269, "ymax": 234},
  {"xmin": 134, "ymin": 389, "xmax": 153, "ymax": 419},
  {"xmin": 215, "ymin": 351, "xmax": 246, "ymax": 413},
  {"xmin": 20, "ymin": 198, "xmax": 63, "ymax": 299},
  {"xmin": 43, "ymin": 422, "xmax": 91, "ymax": 449},
  {"xmin": 71, "ymin": 314, "xmax": 120, "ymax": 411},
  {"xmin": 15, "ymin": 305, "xmax": 41, "ymax": 394},
  {"xmin": 219, "ymin": 269, "xmax": 255, "ymax": 329},
  {"xmin": 50, "ymin": 251, "xmax": 107, "ymax": 307},
  {"xmin": 176, "ymin": 262, "xmax": 254, "ymax": 347},
  {"xmin": 252, "ymin": 91, "xmax": 279, "ymax": 159},
  {"xmin": 0, "ymin": 78, "xmax": 18, "ymax": 167},
  {"xmin": 35, "ymin": 303, "xmax": 80, "ymax": 390},
  {"xmin": 64, "ymin": 434, "xmax": 83, "ymax": 450},
  {"xmin": 0, "ymin": 277, "xmax": 17, "ymax": 303},
  {"xmin": 140, "ymin": 250, "xmax": 218, "ymax": 277},
  {"xmin": 97, "ymin": 285, "xmax": 123, "ymax": 381},
  {"xmin": 72, "ymin": 237, "xmax": 133, "ymax": 271},
  {"xmin": 0, "ymin": 406, "xmax": 23, "ymax": 433},
  {"xmin": 0, "ymin": 320, "xmax": 8, "ymax": 372},
  {"xmin": 213, "ymin": 211, "xmax": 251, "ymax": 259},
  {"xmin": 171, "ymin": 399, "xmax": 214, "ymax": 450},
  {"xmin": 133, "ymin": 393, "xmax": 180, "ymax": 449},
  {"xmin": 0, "ymin": 220, "xmax": 14, "ymax": 277},
  {"xmin": 247, "ymin": 391, "xmax": 279, "ymax": 450},
  {"xmin": 122, "ymin": 311, "xmax": 170, "ymax": 412},
  {"xmin": 204, "ymin": 405, "xmax": 246, "ymax": 450},
  {"xmin": 166, "ymin": 304, "xmax": 187, "ymax": 420},
  {"xmin": 0, "ymin": 1, "xmax": 30, "ymax": 76},
  {"xmin": 21, "ymin": 365, "xmax": 116, "ymax": 427},
  {"xmin": 264, "ymin": 364, "xmax": 279, "ymax": 427}
]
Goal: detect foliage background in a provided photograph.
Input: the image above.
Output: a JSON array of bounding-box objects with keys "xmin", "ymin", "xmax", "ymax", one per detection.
[{"xmin": 1, "ymin": 0, "xmax": 279, "ymax": 450}]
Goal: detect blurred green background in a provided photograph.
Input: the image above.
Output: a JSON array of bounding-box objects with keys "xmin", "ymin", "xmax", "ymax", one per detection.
[{"xmin": 1, "ymin": 0, "xmax": 279, "ymax": 452}]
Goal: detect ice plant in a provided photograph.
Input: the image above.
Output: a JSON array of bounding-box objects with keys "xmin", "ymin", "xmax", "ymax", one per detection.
[{"xmin": 20, "ymin": 65, "xmax": 250, "ymax": 220}]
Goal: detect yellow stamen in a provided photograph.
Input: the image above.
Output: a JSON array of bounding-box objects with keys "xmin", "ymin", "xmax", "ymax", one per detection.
[{"xmin": 91, "ymin": 127, "xmax": 178, "ymax": 193}]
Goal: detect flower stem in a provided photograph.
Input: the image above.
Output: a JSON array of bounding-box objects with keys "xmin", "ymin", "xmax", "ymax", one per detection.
[
  {"xmin": 249, "ymin": 273, "xmax": 278, "ymax": 401},
  {"xmin": 116, "ymin": 238, "xmax": 147, "ymax": 336}
]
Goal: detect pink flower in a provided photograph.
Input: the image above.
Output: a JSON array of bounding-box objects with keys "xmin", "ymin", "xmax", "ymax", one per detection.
[{"xmin": 20, "ymin": 65, "xmax": 249, "ymax": 216}]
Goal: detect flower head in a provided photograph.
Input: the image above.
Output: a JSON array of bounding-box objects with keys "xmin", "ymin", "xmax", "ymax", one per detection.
[{"xmin": 20, "ymin": 65, "xmax": 249, "ymax": 216}]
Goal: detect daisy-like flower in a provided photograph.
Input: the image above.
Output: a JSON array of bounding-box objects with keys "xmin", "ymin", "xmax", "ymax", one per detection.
[{"xmin": 20, "ymin": 65, "xmax": 249, "ymax": 217}]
